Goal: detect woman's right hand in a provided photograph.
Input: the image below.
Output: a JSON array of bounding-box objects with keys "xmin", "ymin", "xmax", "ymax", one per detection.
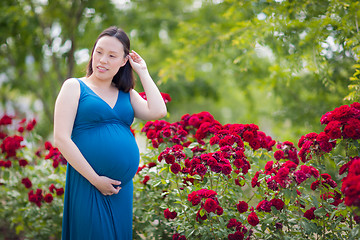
[{"xmin": 92, "ymin": 176, "xmax": 121, "ymax": 196}]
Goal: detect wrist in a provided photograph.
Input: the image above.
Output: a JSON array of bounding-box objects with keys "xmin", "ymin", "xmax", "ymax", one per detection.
[
  {"xmin": 136, "ymin": 68, "xmax": 150, "ymax": 78},
  {"xmin": 89, "ymin": 173, "xmax": 101, "ymax": 186}
]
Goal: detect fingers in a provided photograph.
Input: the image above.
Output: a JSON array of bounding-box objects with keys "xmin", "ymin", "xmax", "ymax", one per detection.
[
  {"xmin": 98, "ymin": 176, "xmax": 122, "ymax": 196},
  {"xmin": 103, "ymin": 186, "xmax": 121, "ymax": 196},
  {"xmin": 111, "ymin": 179, "xmax": 121, "ymax": 186},
  {"xmin": 129, "ymin": 50, "xmax": 142, "ymax": 62}
]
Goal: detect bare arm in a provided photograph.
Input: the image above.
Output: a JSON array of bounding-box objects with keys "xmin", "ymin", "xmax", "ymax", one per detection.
[
  {"xmin": 129, "ymin": 50, "xmax": 167, "ymax": 120},
  {"xmin": 53, "ymin": 78, "xmax": 121, "ymax": 195}
]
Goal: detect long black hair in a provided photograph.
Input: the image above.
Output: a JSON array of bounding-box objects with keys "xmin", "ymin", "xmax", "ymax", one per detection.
[{"xmin": 86, "ymin": 26, "xmax": 134, "ymax": 92}]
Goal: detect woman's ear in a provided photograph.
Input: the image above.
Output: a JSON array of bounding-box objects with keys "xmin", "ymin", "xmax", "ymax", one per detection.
[{"xmin": 120, "ymin": 55, "xmax": 129, "ymax": 67}]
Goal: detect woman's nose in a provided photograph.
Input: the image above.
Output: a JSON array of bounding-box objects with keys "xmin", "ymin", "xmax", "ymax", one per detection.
[{"xmin": 100, "ymin": 55, "xmax": 108, "ymax": 63}]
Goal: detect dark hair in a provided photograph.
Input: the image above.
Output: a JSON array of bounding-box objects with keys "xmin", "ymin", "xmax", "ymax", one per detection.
[{"xmin": 86, "ymin": 26, "xmax": 134, "ymax": 92}]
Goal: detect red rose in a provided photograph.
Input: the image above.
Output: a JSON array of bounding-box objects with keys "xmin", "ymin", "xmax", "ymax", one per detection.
[
  {"xmin": 0, "ymin": 115, "xmax": 12, "ymax": 125},
  {"xmin": 324, "ymin": 121, "xmax": 342, "ymax": 139},
  {"xmin": 1, "ymin": 135, "xmax": 24, "ymax": 158},
  {"xmin": 227, "ymin": 218, "xmax": 240, "ymax": 229},
  {"xmin": 343, "ymin": 118, "xmax": 360, "ymax": 139},
  {"xmin": 204, "ymin": 198, "xmax": 218, "ymax": 213},
  {"xmin": 171, "ymin": 163, "xmax": 181, "ymax": 174},
  {"xmin": 251, "ymin": 171, "xmax": 261, "ymax": 188},
  {"xmin": 160, "ymin": 92, "xmax": 172, "ymax": 103},
  {"xmin": 311, "ymin": 180, "xmax": 320, "ymax": 191},
  {"xmin": 216, "ymin": 205, "xmax": 223, "ymax": 215},
  {"xmin": 256, "ymin": 199, "xmax": 272, "ymax": 212},
  {"xmin": 147, "ymin": 162, "xmax": 156, "ymax": 168},
  {"xmin": 203, "ymin": 189, "xmax": 217, "ymax": 198},
  {"xmin": 141, "ymin": 175, "xmax": 150, "ymax": 185},
  {"xmin": 247, "ymin": 212, "xmax": 259, "ymax": 226},
  {"xmin": 17, "ymin": 127, "xmax": 24, "ymax": 133},
  {"xmin": 164, "ymin": 208, "xmax": 177, "ymax": 219},
  {"xmin": 275, "ymin": 167, "xmax": 290, "ymax": 188},
  {"xmin": 3, "ymin": 160, "xmax": 11, "ymax": 168},
  {"xmin": 242, "ymin": 130, "xmax": 254, "ymax": 142},
  {"xmin": 210, "ymin": 136, "xmax": 220, "ymax": 145},
  {"xmin": 195, "ymin": 164, "xmax": 207, "ymax": 176},
  {"xmin": 146, "ymin": 129, "xmax": 157, "ymax": 139},
  {"xmin": 52, "ymin": 159, "xmax": 59, "ymax": 168},
  {"xmin": 270, "ymin": 198, "xmax": 285, "ymax": 210},
  {"xmin": 264, "ymin": 161, "xmax": 273, "ymax": 172},
  {"xmin": 44, "ymin": 193, "xmax": 54, "ymax": 203},
  {"xmin": 228, "ymin": 231, "xmax": 244, "ymax": 240},
  {"xmin": 18, "ymin": 159, "xmax": 28, "ymax": 167},
  {"xmin": 49, "ymin": 184, "xmax": 56, "ymax": 193},
  {"xmin": 221, "ymin": 164, "xmax": 232, "ymax": 175},
  {"xmin": 27, "ymin": 119, "xmax": 37, "ymax": 131},
  {"xmin": 249, "ymin": 139, "xmax": 261, "ymax": 150},
  {"xmin": 236, "ymin": 201, "xmax": 248, "ymax": 213},
  {"xmin": 191, "ymin": 195, "xmax": 201, "ymax": 206},
  {"xmin": 196, "ymin": 208, "xmax": 207, "ymax": 222},
  {"xmin": 321, "ymin": 173, "xmax": 331, "ymax": 179},
  {"xmin": 56, "ymin": 188, "xmax": 64, "ymax": 196},
  {"xmin": 294, "ymin": 170, "xmax": 308, "ymax": 184},
  {"xmin": 21, "ymin": 178, "xmax": 32, "ymax": 188},
  {"xmin": 165, "ymin": 154, "xmax": 175, "ymax": 164},
  {"xmin": 342, "ymin": 175, "xmax": 360, "ymax": 207},
  {"xmin": 172, "ymin": 233, "xmax": 187, "ymax": 240},
  {"xmin": 304, "ymin": 207, "xmax": 316, "ymax": 220}
]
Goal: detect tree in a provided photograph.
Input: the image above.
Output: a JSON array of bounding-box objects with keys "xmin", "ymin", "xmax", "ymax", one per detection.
[
  {"xmin": 158, "ymin": 0, "xmax": 360, "ymax": 141},
  {"xmin": 0, "ymin": 0, "xmax": 125, "ymax": 136}
]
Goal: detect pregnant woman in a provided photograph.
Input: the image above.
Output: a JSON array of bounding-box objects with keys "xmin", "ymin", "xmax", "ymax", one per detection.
[{"xmin": 53, "ymin": 26, "xmax": 167, "ymax": 239}]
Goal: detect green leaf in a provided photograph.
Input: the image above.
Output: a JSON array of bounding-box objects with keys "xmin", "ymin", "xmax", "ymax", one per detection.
[{"xmin": 314, "ymin": 207, "xmax": 327, "ymax": 217}]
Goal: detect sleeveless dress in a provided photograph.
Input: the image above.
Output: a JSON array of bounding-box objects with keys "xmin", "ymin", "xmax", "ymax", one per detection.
[{"xmin": 61, "ymin": 78, "xmax": 140, "ymax": 240}]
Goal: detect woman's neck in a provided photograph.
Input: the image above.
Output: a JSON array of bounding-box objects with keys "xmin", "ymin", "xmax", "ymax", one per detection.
[{"xmin": 85, "ymin": 75, "xmax": 113, "ymax": 89}]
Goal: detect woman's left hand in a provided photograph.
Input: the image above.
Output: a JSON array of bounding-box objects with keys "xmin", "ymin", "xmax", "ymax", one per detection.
[{"xmin": 128, "ymin": 50, "xmax": 147, "ymax": 74}]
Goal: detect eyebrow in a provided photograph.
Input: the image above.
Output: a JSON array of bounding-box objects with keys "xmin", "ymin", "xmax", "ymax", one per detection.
[{"xmin": 96, "ymin": 47, "xmax": 120, "ymax": 54}]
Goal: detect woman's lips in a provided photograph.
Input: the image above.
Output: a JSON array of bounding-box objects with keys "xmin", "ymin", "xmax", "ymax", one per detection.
[{"xmin": 97, "ymin": 66, "xmax": 107, "ymax": 72}]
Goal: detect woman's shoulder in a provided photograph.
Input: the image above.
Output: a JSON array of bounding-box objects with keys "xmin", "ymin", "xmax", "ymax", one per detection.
[
  {"xmin": 59, "ymin": 78, "xmax": 81, "ymax": 97},
  {"xmin": 63, "ymin": 77, "xmax": 81, "ymax": 87}
]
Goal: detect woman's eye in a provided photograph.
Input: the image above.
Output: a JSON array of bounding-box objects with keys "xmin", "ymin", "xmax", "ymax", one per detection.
[
  {"xmin": 110, "ymin": 55, "xmax": 116, "ymax": 58},
  {"xmin": 96, "ymin": 51, "xmax": 102, "ymax": 54}
]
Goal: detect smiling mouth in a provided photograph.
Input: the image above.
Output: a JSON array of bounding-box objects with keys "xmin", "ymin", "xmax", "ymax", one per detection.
[{"xmin": 97, "ymin": 66, "xmax": 108, "ymax": 72}]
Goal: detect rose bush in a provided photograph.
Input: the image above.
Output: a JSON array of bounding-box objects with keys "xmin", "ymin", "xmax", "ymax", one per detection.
[
  {"xmin": 0, "ymin": 115, "xmax": 66, "ymax": 239},
  {"xmin": 1, "ymin": 101, "xmax": 360, "ymax": 240},
  {"xmin": 133, "ymin": 103, "xmax": 360, "ymax": 239}
]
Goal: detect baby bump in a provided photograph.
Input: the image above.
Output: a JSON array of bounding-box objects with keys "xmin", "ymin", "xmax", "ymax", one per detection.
[{"xmin": 72, "ymin": 124, "xmax": 140, "ymax": 185}]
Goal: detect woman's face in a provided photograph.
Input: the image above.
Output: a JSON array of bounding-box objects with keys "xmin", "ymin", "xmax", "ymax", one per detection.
[{"xmin": 91, "ymin": 36, "xmax": 127, "ymax": 81}]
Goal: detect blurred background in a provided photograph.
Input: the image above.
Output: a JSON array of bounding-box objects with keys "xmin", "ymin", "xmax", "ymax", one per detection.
[{"xmin": 1, "ymin": 0, "xmax": 359, "ymax": 143}]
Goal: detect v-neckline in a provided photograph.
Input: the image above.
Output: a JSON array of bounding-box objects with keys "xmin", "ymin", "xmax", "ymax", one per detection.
[{"xmin": 79, "ymin": 79, "xmax": 120, "ymax": 110}]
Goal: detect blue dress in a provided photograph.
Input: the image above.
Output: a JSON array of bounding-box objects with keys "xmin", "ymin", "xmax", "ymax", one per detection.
[{"xmin": 61, "ymin": 78, "xmax": 140, "ymax": 240}]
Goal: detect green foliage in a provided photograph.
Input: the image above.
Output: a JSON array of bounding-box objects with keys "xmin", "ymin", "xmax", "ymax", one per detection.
[
  {"xmin": 158, "ymin": 0, "xmax": 360, "ymax": 142},
  {"xmin": 345, "ymin": 64, "xmax": 360, "ymax": 102}
]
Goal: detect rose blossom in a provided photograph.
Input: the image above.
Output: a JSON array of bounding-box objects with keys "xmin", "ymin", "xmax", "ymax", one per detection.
[
  {"xmin": 256, "ymin": 199, "xmax": 272, "ymax": 212},
  {"xmin": 237, "ymin": 201, "xmax": 248, "ymax": 213},
  {"xmin": 204, "ymin": 198, "xmax": 218, "ymax": 213},
  {"xmin": 171, "ymin": 163, "xmax": 181, "ymax": 174},
  {"xmin": 164, "ymin": 208, "xmax": 177, "ymax": 219},
  {"xmin": 227, "ymin": 218, "xmax": 240, "ymax": 229},
  {"xmin": 44, "ymin": 193, "xmax": 54, "ymax": 203},
  {"xmin": 304, "ymin": 207, "xmax": 316, "ymax": 220},
  {"xmin": 270, "ymin": 198, "xmax": 285, "ymax": 210},
  {"xmin": 56, "ymin": 188, "xmax": 64, "ymax": 196},
  {"xmin": 274, "ymin": 150, "xmax": 284, "ymax": 160},
  {"xmin": 0, "ymin": 114, "xmax": 12, "ymax": 125},
  {"xmin": 247, "ymin": 212, "xmax": 259, "ymax": 226},
  {"xmin": 21, "ymin": 178, "xmax": 32, "ymax": 188}
]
